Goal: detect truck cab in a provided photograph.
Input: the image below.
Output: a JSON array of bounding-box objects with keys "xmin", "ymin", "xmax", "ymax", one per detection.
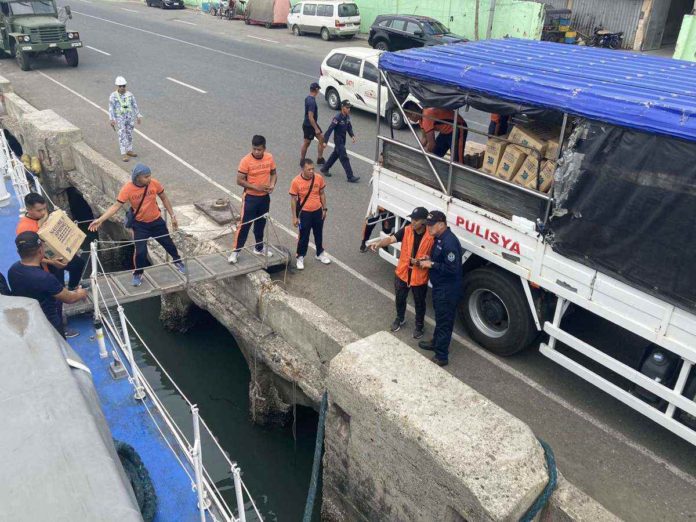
[{"xmin": 0, "ymin": 0, "xmax": 82, "ymax": 70}]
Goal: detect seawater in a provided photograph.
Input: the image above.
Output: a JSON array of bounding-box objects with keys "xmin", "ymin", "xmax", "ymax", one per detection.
[{"xmin": 125, "ymin": 298, "xmax": 320, "ymax": 521}]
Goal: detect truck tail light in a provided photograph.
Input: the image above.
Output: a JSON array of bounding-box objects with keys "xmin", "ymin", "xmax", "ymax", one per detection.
[{"xmin": 335, "ymin": 20, "xmax": 345, "ymax": 28}]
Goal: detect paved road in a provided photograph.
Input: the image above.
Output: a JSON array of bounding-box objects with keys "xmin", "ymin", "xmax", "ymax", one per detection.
[{"xmin": 3, "ymin": 2, "xmax": 696, "ymax": 520}]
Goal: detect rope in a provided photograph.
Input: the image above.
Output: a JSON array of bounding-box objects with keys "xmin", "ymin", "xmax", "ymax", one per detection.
[
  {"xmin": 302, "ymin": 391, "xmax": 328, "ymax": 522},
  {"xmin": 519, "ymin": 438, "xmax": 558, "ymax": 522}
]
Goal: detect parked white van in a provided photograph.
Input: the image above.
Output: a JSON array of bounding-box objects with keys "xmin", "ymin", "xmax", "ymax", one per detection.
[
  {"xmin": 287, "ymin": 1, "xmax": 361, "ymax": 41},
  {"xmin": 319, "ymin": 47, "xmax": 421, "ymax": 129}
]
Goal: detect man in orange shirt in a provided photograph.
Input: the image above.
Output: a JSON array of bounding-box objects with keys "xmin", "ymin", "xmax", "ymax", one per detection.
[
  {"xmin": 89, "ymin": 163, "xmax": 184, "ymax": 287},
  {"xmin": 229, "ymin": 135, "xmax": 277, "ymax": 264},
  {"xmin": 370, "ymin": 207, "xmax": 434, "ymax": 339},
  {"xmin": 409, "ymin": 107, "xmax": 467, "ymax": 163},
  {"xmin": 16, "ymin": 192, "xmax": 87, "ymax": 291},
  {"xmin": 289, "ymin": 159, "xmax": 331, "ymax": 270}
]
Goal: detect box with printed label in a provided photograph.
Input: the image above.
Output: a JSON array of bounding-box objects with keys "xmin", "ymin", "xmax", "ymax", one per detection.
[
  {"xmin": 38, "ymin": 209, "xmax": 86, "ymax": 262},
  {"xmin": 482, "ymin": 138, "xmax": 507, "ymax": 175},
  {"xmin": 495, "ymin": 145, "xmax": 527, "ymax": 180},
  {"xmin": 513, "ymin": 160, "xmax": 556, "ymax": 193},
  {"xmin": 508, "ymin": 126, "xmax": 549, "ymax": 155}
]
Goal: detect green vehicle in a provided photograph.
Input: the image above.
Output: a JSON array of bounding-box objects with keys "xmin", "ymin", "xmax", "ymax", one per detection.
[{"xmin": 0, "ymin": 0, "xmax": 82, "ymax": 70}]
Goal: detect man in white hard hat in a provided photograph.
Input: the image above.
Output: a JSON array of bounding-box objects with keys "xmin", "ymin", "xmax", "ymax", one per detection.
[{"xmin": 108, "ymin": 76, "xmax": 142, "ymax": 162}]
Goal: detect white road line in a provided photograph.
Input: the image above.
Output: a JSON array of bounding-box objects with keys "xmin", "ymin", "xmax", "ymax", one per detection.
[
  {"xmin": 120, "ymin": 7, "xmax": 138, "ymax": 12},
  {"xmin": 73, "ymin": 10, "xmax": 315, "ymax": 79},
  {"xmin": 35, "ymin": 69, "xmax": 696, "ymax": 488},
  {"xmin": 85, "ymin": 45, "xmax": 111, "ymax": 56},
  {"xmin": 166, "ymin": 77, "xmax": 207, "ymax": 94},
  {"xmin": 173, "ymin": 19, "xmax": 197, "ymax": 26},
  {"xmin": 247, "ymin": 35, "xmax": 279, "ymax": 44}
]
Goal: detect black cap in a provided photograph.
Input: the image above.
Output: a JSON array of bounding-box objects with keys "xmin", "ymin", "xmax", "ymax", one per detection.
[
  {"xmin": 426, "ymin": 210, "xmax": 447, "ymax": 225},
  {"xmin": 341, "ymin": 100, "xmax": 352, "ymax": 108},
  {"xmin": 310, "ymin": 82, "xmax": 320, "ymax": 91},
  {"xmin": 15, "ymin": 231, "xmax": 42, "ymax": 253},
  {"xmin": 408, "ymin": 207, "xmax": 429, "ymax": 220}
]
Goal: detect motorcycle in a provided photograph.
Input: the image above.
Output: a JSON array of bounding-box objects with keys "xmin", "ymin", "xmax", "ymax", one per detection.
[{"xmin": 590, "ymin": 26, "xmax": 624, "ymax": 49}]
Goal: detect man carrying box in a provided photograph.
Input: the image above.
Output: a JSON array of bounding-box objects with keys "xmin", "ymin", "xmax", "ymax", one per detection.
[{"xmin": 409, "ymin": 108, "xmax": 468, "ymax": 163}]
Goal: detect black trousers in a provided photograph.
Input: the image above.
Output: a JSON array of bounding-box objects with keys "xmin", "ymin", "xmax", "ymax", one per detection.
[
  {"xmin": 362, "ymin": 211, "xmax": 395, "ymax": 244},
  {"xmin": 432, "ymin": 288, "xmax": 460, "ymax": 362},
  {"xmin": 49, "ymin": 254, "xmax": 86, "ymax": 289},
  {"xmin": 297, "ymin": 208, "xmax": 324, "ymax": 257},
  {"xmin": 322, "ymin": 141, "xmax": 354, "ymax": 179},
  {"xmin": 132, "ymin": 217, "xmax": 181, "ymax": 275},
  {"xmin": 234, "ymin": 193, "xmax": 270, "ymax": 252},
  {"xmin": 394, "ymin": 276, "xmax": 428, "ymax": 328}
]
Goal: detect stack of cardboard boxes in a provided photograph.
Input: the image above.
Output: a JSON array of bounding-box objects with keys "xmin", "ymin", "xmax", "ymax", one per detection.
[{"xmin": 481, "ymin": 124, "xmax": 560, "ymax": 193}]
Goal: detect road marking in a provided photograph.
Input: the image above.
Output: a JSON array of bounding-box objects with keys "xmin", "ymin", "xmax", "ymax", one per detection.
[
  {"xmin": 35, "ymin": 70, "xmax": 696, "ymax": 488},
  {"xmin": 247, "ymin": 35, "xmax": 279, "ymax": 44},
  {"xmin": 121, "ymin": 7, "xmax": 138, "ymax": 12},
  {"xmin": 73, "ymin": 10, "xmax": 315, "ymax": 79},
  {"xmin": 173, "ymin": 19, "xmax": 197, "ymax": 26},
  {"xmin": 166, "ymin": 76, "xmax": 207, "ymax": 94},
  {"xmin": 324, "ymin": 141, "xmax": 373, "ymax": 164},
  {"xmin": 85, "ymin": 45, "xmax": 111, "ymax": 56}
]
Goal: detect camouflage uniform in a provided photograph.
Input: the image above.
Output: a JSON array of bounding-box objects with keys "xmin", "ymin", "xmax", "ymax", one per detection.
[{"xmin": 108, "ymin": 91, "xmax": 141, "ymax": 155}]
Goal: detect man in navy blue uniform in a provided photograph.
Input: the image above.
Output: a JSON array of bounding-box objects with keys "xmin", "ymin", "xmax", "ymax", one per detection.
[
  {"xmin": 300, "ymin": 82, "xmax": 326, "ymax": 167},
  {"xmin": 320, "ymin": 100, "xmax": 360, "ymax": 183},
  {"xmin": 416, "ymin": 211, "xmax": 463, "ymax": 366}
]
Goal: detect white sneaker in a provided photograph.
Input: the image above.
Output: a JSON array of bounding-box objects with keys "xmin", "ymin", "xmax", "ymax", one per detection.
[
  {"xmin": 316, "ymin": 252, "xmax": 331, "ymax": 265},
  {"xmin": 296, "ymin": 256, "xmax": 305, "ymax": 270},
  {"xmin": 227, "ymin": 251, "xmax": 239, "ymax": 264},
  {"xmin": 253, "ymin": 248, "xmax": 274, "ymax": 258}
]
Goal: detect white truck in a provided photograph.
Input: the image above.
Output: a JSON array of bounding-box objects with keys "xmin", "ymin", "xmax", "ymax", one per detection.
[{"xmin": 368, "ymin": 38, "xmax": 696, "ymax": 445}]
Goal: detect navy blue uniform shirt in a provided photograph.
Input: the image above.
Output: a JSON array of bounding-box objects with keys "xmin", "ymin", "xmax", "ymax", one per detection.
[
  {"xmin": 303, "ymin": 95, "xmax": 319, "ymax": 127},
  {"xmin": 429, "ymin": 227, "xmax": 463, "ymax": 292},
  {"xmin": 8, "ymin": 261, "xmax": 63, "ymax": 332},
  {"xmin": 324, "ymin": 112, "xmax": 354, "ymax": 144}
]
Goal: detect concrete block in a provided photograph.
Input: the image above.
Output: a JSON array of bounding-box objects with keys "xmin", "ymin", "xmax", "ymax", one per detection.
[
  {"xmin": 3, "ymin": 92, "xmax": 38, "ymax": 120},
  {"xmin": 544, "ymin": 474, "xmax": 620, "ymax": 522},
  {"xmin": 22, "ymin": 110, "xmax": 82, "ymax": 170},
  {"xmin": 324, "ymin": 331, "xmax": 548, "ymax": 522},
  {"xmin": 260, "ymin": 288, "xmax": 359, "ymax": 366},
  {"xmin": 0, "ymin": 75, "xmax": 14, "ymax": 93},
  {"xmin": 71, "ymin": 141, "xmax": 128, "ymax": 200}
]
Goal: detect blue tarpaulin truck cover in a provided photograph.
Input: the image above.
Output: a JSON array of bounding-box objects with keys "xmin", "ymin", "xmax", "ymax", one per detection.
[{"xmin": 378, "ymin": 38, "xmax": 696, "ymax": 142}]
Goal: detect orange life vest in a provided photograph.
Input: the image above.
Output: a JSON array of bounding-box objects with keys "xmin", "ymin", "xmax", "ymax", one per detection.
[{"xmin": 395, "ymin": 225, "xmax": 434, "ymax": 287}]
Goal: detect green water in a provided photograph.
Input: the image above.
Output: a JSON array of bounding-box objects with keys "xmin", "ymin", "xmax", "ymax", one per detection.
[{"xmin": 124, "ymin": 298, "xmax": 320, "ymax": 521}]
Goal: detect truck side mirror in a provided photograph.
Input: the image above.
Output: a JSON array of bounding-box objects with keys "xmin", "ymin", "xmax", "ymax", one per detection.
[{"xmin": 65, "ymin": 5, "xmax": 72, "ymax": 18}]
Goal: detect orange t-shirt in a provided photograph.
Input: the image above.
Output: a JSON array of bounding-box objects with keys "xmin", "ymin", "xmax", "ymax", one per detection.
[
  {"xmin": 16, "ymin": 216, "xmax": 40, "ymax": 235},
  {"xmin": 238, "ymin": 152, "xmax": 276, "ymax": 197},
  {"xmin": 421, "ymin": 108, "xmax": 464, "ymax": 135},
  {"xmin": 117, "ymin": 178, "xmax": 164, "ymax": 223},
  {"xmin": 289, "ymin": 173, "xmax": 326, "ymax": 212}
]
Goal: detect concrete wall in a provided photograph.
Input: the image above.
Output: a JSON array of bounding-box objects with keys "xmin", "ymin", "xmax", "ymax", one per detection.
[
  {"xmin": 674, "ymin": 14, "xmax": 696, "ymax": 61},
  {"xmin": 354, "ymin": 0, "xmax": 545, "ymax": 39},
  {"xmin": 323, "ymin": 332, "xmax": 620, "ymax": 522}
]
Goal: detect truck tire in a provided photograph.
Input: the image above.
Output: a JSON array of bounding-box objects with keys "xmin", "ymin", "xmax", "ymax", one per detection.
[
  {"xmin": 459, "ymin": 267, "xmax": 537, "ymax": 356},
  {"xmin": 65, "ymin": 49, "xmax": 79, "ymax": 67},
  {"xmin": 16, "ymin": 50, "xmax": 30, "ymax": 71},
  {"xmin": 321, "ymin": 27, "xmax": 331, "ymax": 41}
]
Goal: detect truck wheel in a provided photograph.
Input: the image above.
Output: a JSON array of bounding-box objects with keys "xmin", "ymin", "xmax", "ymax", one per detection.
[
  {"xmin": 292, "ymin": 25, "xmax": 302, "ymax": 36},
  {"xmin": 16, "ymin": 50, "xmax": 30, "ymax": 71},
  {"xmin": 390, "ymin": 109, "xmax": 404, "ymax": 129},
  {"xmin": 325, "ymin": 88, "xmax": 340, "ymax": 110},
  {"xmin": 65, "ymin": 49, "xmax": 79, "ymax": 67},
  {"xmin": 459, "ymin": 267, "xmax": 537, "ymax": 356},
  {"xmin": 321, "ymin": 27, "xmax": 331, "ymax": 41}
]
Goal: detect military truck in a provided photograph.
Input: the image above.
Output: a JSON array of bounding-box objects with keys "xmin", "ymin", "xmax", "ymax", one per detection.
[{"xmin": 0, "ymin": 0, "xmax": 82, "ymax": 70}]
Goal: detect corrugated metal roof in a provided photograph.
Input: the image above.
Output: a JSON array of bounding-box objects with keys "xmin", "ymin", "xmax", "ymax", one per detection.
[{"xmin": 379, "ymin": 38, "xmax": 696, "ymax": 141}]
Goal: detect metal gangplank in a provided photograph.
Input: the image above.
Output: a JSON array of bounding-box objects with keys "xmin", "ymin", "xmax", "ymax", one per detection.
[{"xmin": 65, "ymin": 243, "xmax": 288, "ymax": 316}]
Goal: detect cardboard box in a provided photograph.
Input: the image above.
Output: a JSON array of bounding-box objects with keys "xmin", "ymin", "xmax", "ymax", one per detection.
[
  {"xmin": 482, "ymin": 138, "xmax": 507, "ymax": 175},
  {"xmin": 512, "ymin": 159, "xmax": 556, "ymax": 193},
  {"xmin": 545, "ymin": 137, "xmax": 560, "ymax": 160},
  {"xmin": 496, "ymin": 145, "xmax": 527, "ymax": 180},
  {"xmin": 38, "ymin": 209, "xmax": 86, "ymax": 262},
  {"xmin": 508, "ymin": 126, "xmax": 549, "ymax": 155}
]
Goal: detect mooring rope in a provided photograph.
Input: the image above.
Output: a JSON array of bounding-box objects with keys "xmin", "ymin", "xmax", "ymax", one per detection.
[
  {"xmin": 519, "ymin": 438, "xmax": 558, "ymax": 522},
  {"xmin": 302, "ymin": 391, "xmax": 328, "ymax": 522}
]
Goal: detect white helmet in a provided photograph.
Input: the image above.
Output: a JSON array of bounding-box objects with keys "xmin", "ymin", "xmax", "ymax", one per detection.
[{"xmin": 115, "ymin": 76, "xmax": 127, "ymax": 86}]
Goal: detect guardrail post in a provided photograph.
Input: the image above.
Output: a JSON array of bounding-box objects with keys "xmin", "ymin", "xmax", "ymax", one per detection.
[
  {"xmin": 118, "ymin": 305, "xmax": 146, "ymax": 400},
  {"xmin": 191, "ymin": 404, "xmax": 210, "ymax": 521},
  {"xmin": 231, "ymin": 463, "xmax": 247, "ymax": 522},
  {"xmin": 90, "ymin": 241, "xmax": 108, "ymax": 359}
]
